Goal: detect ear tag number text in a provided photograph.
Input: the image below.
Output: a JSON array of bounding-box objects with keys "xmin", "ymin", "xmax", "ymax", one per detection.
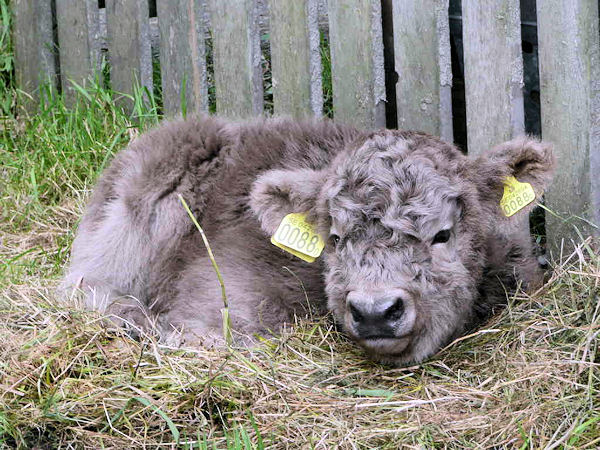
[
  {"xmin": 500, "ymin": 176, "xmax": 536, "ymax": 217},
  {"xmin": 271, "ymin": 213, "xmax": 325, "ymax": 263}
]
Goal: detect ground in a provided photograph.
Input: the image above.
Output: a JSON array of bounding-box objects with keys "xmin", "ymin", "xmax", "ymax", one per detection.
[{"xmin": 0, "ymin": 13, "xmax": 599, "ymax": 449}]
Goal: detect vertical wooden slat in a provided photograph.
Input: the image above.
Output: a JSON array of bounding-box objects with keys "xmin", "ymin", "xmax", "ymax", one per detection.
[
  {"xmin": 209, "ymin": 0, "xmax": 262, "ymax": 118},
  {"xmin": 392, "ymin": 0, "xmax": 452, "ymax": 141},
  {"xmin": 56, "ymin": 0, "xmax": 99, "ymax": 106},
  {"xmin": 462, "ymin": 0, "xmax": 524, "ymax": 154},
  {"xmin": 13, "ymin": 0, "xmax": 57, "ymax": 109},
  {"xmin": 268, "ymin": 0, "xmax": 322, "ymax": 117},
  {"xmin": 328, "ymin": 0, "xmax": 386, "ymax": 129},
  {"xmin": 537, "ymin": 0, "xmax": 600, "ymax": 246},
  {"xmin": 105, "ymin": 0, "xmax": 152, "ymax": 110},
  {"xmin": 157, "ymin": 0, "xmax": 208, "ymax": 117}
]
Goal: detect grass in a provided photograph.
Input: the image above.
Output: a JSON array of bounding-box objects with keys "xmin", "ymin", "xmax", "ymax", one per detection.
[
  {"xmin": 1, "ymin": 220, "xmax": 599, "ymax": 448},
  {"xmin": 1, "ymin": 5, "xmax": 599, "ymax": 449}
]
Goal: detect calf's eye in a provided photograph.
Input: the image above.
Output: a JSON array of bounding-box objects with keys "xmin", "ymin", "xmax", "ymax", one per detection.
[
  {"xmin": 432, "ymin": 229, "xmax": 451, "ymax": 245},
  {"xmin": 329, "ymin": 234, "xmax": 341, "ymax": 247}
]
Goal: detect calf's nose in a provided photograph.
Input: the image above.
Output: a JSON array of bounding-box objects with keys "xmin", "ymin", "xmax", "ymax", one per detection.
[{"xmin": 347, "ymin": 295, "xmax": 405, "ymax": 328}]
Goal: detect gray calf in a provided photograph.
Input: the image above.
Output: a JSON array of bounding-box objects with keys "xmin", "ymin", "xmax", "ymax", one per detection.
[{"xmin": 64, "ymin": 116, "xmax": 554, "ymax": 364}]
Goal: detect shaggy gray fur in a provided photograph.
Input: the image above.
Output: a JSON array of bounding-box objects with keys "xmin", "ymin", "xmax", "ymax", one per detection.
[{"xmin": 63, "ymin": 116, "xmax": 554, "ymax": 365}]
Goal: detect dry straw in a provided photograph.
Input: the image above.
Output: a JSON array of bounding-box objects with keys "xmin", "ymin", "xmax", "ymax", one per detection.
[{"xmin": 0, "ymin": 209, "xmax": 598, "ymax": 448}]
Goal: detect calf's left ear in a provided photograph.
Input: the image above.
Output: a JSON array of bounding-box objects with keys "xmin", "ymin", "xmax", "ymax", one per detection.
[
  {"xmin": 471, "ymin": 136, "xmax": 555, "ymax": 213},
  {"xmin": 249, "ymin": 168, "xmax": 326, "ymax": 235}
]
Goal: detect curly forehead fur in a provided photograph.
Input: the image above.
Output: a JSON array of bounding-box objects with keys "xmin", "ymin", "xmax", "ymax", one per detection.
[
  {"xmin": 324, "ymin": 133, "xmax": 464, "ymax": 238},
  {"xmin": 64, "ymin": 116, "xmax": 554, "ymax": 366}
]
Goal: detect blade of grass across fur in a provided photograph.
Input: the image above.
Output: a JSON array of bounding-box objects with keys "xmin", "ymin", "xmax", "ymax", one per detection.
[{"xmin": 178, "ymin": 194, "xmax": 232, "ymax": 345}]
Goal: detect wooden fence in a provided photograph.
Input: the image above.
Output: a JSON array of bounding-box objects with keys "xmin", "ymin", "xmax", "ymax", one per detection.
[{"xmin": 11, "ymin": 0, "xmax": 600, "ymax": 249}]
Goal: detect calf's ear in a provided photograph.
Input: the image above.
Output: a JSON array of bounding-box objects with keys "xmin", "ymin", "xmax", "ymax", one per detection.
[
  {"xmin": 472, "ymin": 136, "xmax": 555, "ymax": 215},
  {"xmin": 249, "ymin": 168, "xmax": 326, "ymax": 235}
]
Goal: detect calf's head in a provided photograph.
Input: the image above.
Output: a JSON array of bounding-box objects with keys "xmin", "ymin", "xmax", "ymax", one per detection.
[{"xmin": 251, "ymin": 131, "xmax": 553, "ymax": 364}]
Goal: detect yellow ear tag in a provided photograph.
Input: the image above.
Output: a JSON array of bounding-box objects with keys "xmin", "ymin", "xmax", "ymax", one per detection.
[
  {"xmin": 500, "ymin": 176, "xmax": 536, "ymax": 217},
  {"xmin": 271, "ymin": 213, "xmax": 325, "ymax": 263}
]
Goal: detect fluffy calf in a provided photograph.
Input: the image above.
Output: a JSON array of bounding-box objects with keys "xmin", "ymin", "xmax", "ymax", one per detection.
[{"xmin": 64, "ymin": 116, "xmax": 553, "ymax": 364}]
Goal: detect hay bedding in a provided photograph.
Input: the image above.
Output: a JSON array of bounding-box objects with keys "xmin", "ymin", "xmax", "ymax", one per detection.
[{"xmin": 0, "ymin": 210, "xmax": 598, "ymax": 448}]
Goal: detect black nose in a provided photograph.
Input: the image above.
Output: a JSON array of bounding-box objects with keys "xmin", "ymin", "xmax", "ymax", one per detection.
[{"xmin": 348, "ymin": 297, "xmax": 404, "ymax": 338}]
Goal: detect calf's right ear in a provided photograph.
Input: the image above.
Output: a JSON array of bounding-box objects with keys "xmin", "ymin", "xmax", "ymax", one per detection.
[
  {"xmin": 471, "ymin": 136, "xmax": 555, "ymax": 216},
  {"xmin": 249, "ymin": 168, "xmax": 326, "ymax": 235}
]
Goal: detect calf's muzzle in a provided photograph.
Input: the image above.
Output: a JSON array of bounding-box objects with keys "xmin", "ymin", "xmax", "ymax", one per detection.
[{"xmin": 347, "ymin": 292, "xmax": 406, "ymax": 339}]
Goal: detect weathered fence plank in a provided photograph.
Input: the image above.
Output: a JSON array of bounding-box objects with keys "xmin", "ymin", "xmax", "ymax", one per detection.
[
  {"xmin": 462, "ymin": 0, "xmax": 524, "ymax": 154},
  {"xmin": 157, "ymin": 0, "xmax": 208, "ymax": 117},
  {"xmin": 537, "ymin": 0, "xmax": 600, "ymax": 247},
  {"xmin": 56, "ymin": 0, "xmax": 100, "ymax": 106},
  {"xmin": 209, "ymin": 0, "xmax": 262, "ymax": 118},
  {"xmin": 327, "ymin": 0, "xmax": 386, "ymax": 129},
  {"xmin": 105, "ymin": 0, "xmax": 152, "ymax": 110},
  {"xmin": 268, "ymin": 0, "xmax": 322, "ymax": 117},
  {"xmin": 392, "ymin": 0, "xmax": 452, "ymax": 141},
  {"xmin": 13, "ymin": 0, "xmax": 56, "ymax": 109}
]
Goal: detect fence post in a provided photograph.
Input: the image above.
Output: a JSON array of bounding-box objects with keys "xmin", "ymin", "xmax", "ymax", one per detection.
[
  {"xmin": 462, "ymin": 0, "xmax": 525, "ymax": 155},
  {"xmin": 327, "ymin": 0, "xmax": 386, "ymax": 129},
  {"xmin": 268, "ymin": 0, "xmax": 322, "ymax": 117},
  {"xmin": 208, "ymin": 0, "xmax": 262, "ymax": 118},
  {"xmin": 55, "ymin": 0, "xmax": 100, "ymax": 106},
  {"xmin": 105, "ymin": 0, "xmax": 152, "ymax": 112},
  {"xmin": 392, "ymin": 0, "xmax": 452, "ymax": 141},
  {"xmin": 13, "ymin": 0, "xmax": 57, "ymax": 110},
  {"xmin": 157, "ymin": 0, "xmax": 208, "ymax": 118},
  {"xmin": 537, "ymin": 0, "xmax": 600, "ymax": 249}
]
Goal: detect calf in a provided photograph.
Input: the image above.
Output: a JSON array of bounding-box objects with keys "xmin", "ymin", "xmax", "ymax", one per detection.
[{"xmin": 64, "ymin": 116, "xmax": 554, "ymax": 364}]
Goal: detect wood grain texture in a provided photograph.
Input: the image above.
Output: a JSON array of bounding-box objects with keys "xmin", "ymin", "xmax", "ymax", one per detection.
[
  {"xmin": 327, "ymin": 0, "xmax": 386, "ymax": 129},
  {"xmin": 105, "ymin": 0, "xmax": 152, "ymax": 111},
  {"xmin": 392, "ymin": 0, "xmax": 452, "ymax": 141},
  {"xmin": 209, "ymin": 0, "xmax": 262, "ymax": 118},
  {"xmin": 13, "ymin": 0, "xmax": 57, "ymax": 109},
  {"xmin": 462, "ymin": 0, "xmax": 524, "ymax": 154},
  {"xmin": 157, "ymin": 0, "xmax": 208, "ymax": 117},
  {"xmin": 56, "ymin": 0, "xmax": 100, "ymax": 106},
  {"xmin": 537, "ymin": 0, "xmax": 600, "ymax": 246},
  {"xmin": 268, "ymin": 0, "xmax": 322, "ymax": 117}
]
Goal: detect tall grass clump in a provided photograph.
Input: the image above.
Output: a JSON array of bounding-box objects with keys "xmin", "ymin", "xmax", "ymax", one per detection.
[
  {"xmin": 1, "ymin": 79, "xmax": 160, "ymax": 281},
  {"xmin": 0, "ymin": 0, "xmax": 13, "ymax": 115}
]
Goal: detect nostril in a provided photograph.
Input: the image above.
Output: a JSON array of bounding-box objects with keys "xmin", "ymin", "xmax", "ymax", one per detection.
[
  {"xmin": 383, "ymin": 297, "xmax": 404, "ymax": 321},
  {"xmin": 349, "ymin": 302, "xmax": 364, "ymax": 323}
]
